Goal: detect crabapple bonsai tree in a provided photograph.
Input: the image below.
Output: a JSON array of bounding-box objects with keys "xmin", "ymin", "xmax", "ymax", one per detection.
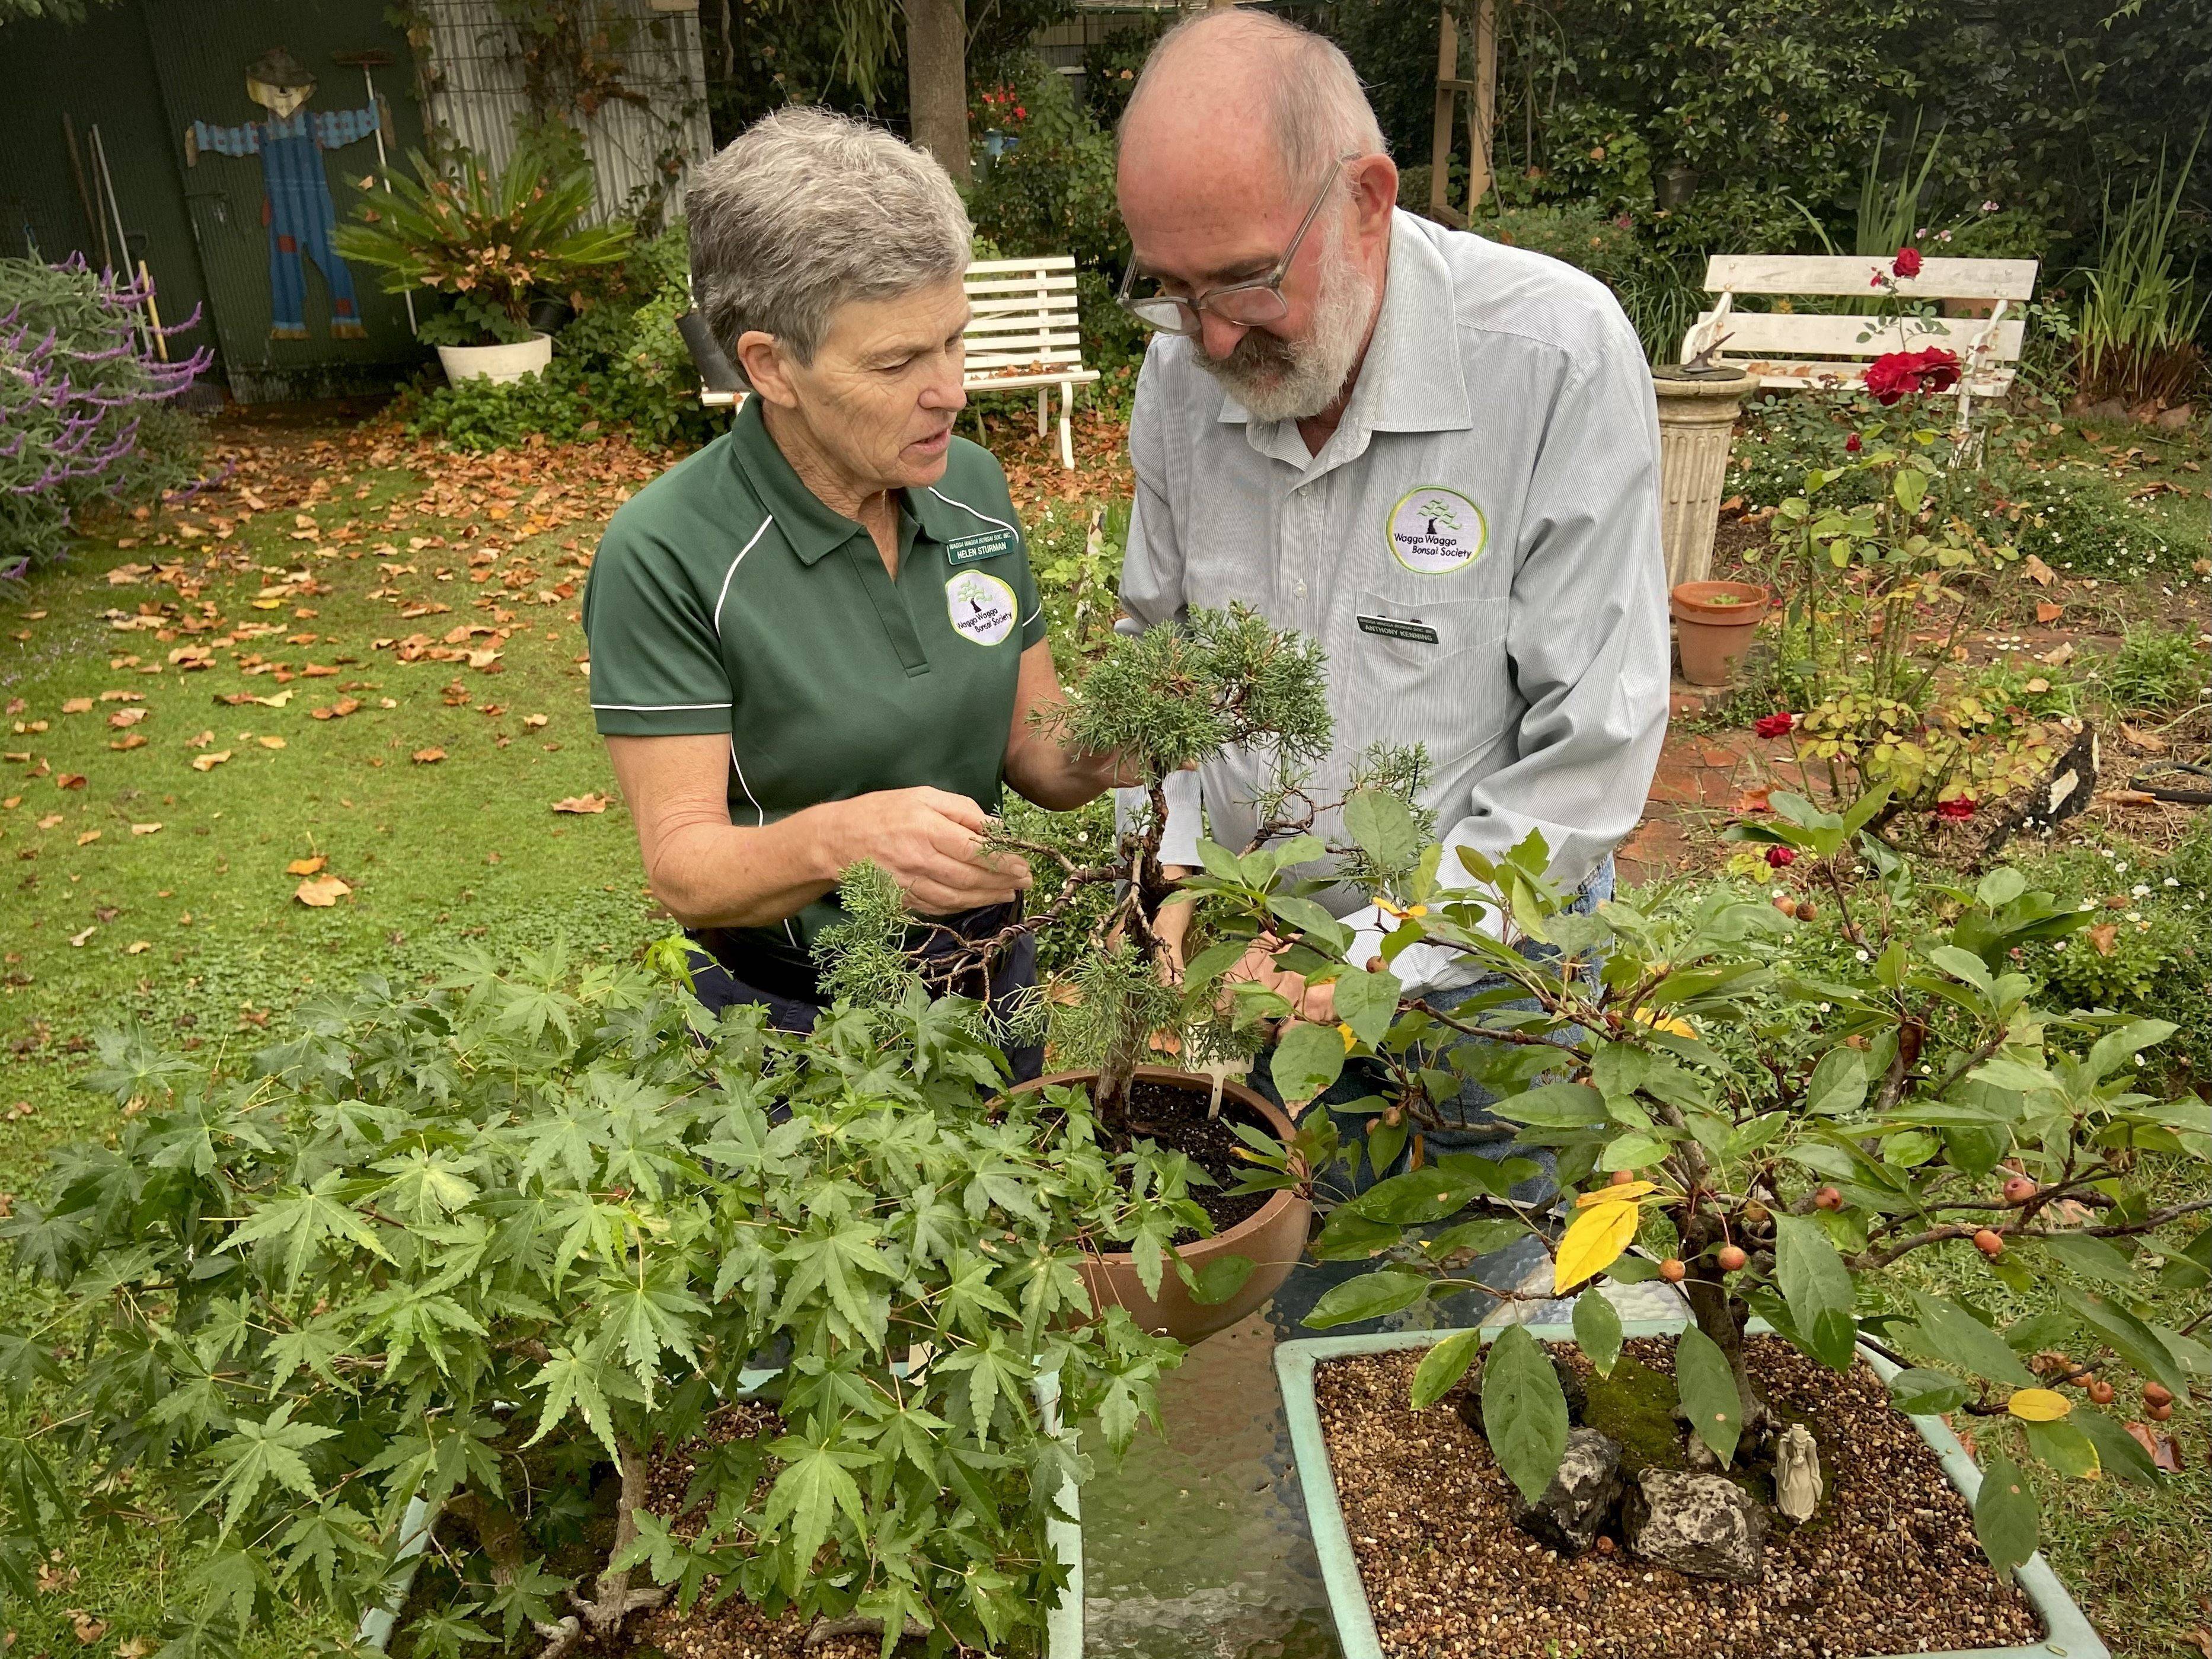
[{"xmin": 1271, "ymin": 786, "xmax": 2207, "ymax": 1579}]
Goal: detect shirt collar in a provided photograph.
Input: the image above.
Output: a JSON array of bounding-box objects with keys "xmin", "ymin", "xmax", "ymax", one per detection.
[
  {"xmin": 727, "ymin": 395, "xmax": 867, "ymax": 566},
  {"xmin": 1214, "ymin": 208, "xmax": 1472, "ymax": 456}
]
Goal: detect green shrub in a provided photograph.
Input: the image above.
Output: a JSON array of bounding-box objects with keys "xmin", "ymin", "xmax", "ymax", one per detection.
[
  {"xmin": 0, "ymin": 949, "xmax": 1186, "ymax": 1650},
  {"xmin": 2101, "ymin": 627, "xmax": 2208, "ymax": 714},
  {"xmin": 1984, "ymin": 465, "xmax": 2193, "ymax": 579},
  {"xmin": 2009, "ymin": 828, "xmax": 2212, "ymax": 1085},
  {"xmin": 1726, "ymin": 394, "xmax": 1884, "ymax": 512},
  {"xmin": 395, "ymin": 227, "xmax": 714, "ymax": 452},
  {"xmin": 0, "ymin": 258, "xmax": 210, "ymax": 569},
  {"xmin": 969, "ymin": 52, "xmax": 1124, "ymax": 275}
]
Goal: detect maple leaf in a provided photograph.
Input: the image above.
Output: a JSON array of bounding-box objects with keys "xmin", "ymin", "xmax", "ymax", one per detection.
[
  {"xmin": 295, "ymin": 875, "xmax": 352, "ymax": 908},
  {"xmin": 200, "ymin": 1402, "xmax": 340, "ymax": 1534}
]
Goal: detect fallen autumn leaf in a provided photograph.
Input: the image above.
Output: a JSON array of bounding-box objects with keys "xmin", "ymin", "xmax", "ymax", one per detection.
[{"xmin": 294, "ymin": 875, "xmax": 352, "ymax": 907}]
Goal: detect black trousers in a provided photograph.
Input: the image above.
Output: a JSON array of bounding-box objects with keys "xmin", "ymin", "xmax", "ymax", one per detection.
[{"xmin": 687, "ymin": 907, "xmax": 1045, "ymax": 1084}]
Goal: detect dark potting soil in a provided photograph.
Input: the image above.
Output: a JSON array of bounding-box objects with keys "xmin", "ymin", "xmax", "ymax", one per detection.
[
  {"xmin": 1314, "ymin": 1335, "xmax": 2044, "ymax": 1659},
  {"xmin": 1106, "ymin": 1074, "xmax": 1275, "ymax": 1242},
  {"xmin": 625, "ymin": 1403, "xmax": 934, "ymax": 1659}
]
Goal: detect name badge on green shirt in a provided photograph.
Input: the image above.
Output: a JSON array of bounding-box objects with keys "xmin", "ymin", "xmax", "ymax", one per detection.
[{"xmin": 944, "ymin": 528, "xmax": 1019, "ymax": 566}]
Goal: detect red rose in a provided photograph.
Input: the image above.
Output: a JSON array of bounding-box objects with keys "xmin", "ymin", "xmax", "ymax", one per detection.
[
  {"xmin": 1935, "ymin": 796, "xmax": 1977, "ymax": 821},
  {"xmin": 1864, "ymin": 346, "xmax": 1963, "ymax": 405},
  {"xmin": 1845, "ymin": 433, "xmax": 1862, "ymax": 454},
  {"xmin": 1913, "ymin": 345, "xmax": 1961, "ymax": 394},
  {"xmin": 1754, "ymin": 712, "xmax": 1796, "ymax": 738},
  {"xmin": 1766, "ymin": 846, "xmax": 1797, "ymax": 868},
  {"xmin": 1892, "ymin": 245, "xmax": 1923, "ymax": 279}
]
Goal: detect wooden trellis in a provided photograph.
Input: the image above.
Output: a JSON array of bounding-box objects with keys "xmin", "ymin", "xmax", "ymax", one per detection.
[{"xmin": 1426, "ymin": 0, "xmax": 1496, "ymax": 226}]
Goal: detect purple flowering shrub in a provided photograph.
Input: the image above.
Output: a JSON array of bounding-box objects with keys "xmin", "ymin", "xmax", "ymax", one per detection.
[{"xmin": 1, "ymin": 256, "xmax": 213, "ymax": 575}]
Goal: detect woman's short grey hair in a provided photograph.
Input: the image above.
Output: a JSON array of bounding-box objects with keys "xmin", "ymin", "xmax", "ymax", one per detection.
[
  {"xmin": 1123, "ymin": 11, "xmax": 1384, "ymax": 193},
  {"xmin": 687, "ymin": 107, "xmax": 971, "ymax": 382}
]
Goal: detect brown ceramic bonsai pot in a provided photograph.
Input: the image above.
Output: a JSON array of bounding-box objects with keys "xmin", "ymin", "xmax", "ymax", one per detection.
[
  {"xmin": 1669, "ymin": 579, "xmax": 1771, "ymax": 686},
  {"xmin": 1011, "ymin": 1064, "xmax": 1312, "ymax": 1345}
]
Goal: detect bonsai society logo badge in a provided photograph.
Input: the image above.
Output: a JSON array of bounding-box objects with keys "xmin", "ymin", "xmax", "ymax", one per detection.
[
  {"xmin": 1387, "ymin": 486, "xmax": 1488, "ymax": 574},
  {"xmin": 945, "ymin": 569, "xmax": 1018, "ymax": 646}
]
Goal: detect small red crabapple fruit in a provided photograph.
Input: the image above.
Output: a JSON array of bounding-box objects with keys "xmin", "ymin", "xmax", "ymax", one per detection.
[
  {"xmin": 1717, "ymin": 1245, "xmax": 1748, "ymax": 1272},
  {"xmin": 1610, "ymin": 1169, "xmax": 1636, "ymax": 1186},
  {"xmin": 1773, "ymin": 894, "xmax": 1798, "ymax": 915},
  {"xmin": 2087, "ymin": 1380, "xmax": 2115, "ymax": 1404},
  {"xmin": 2143, "ymin": 1382, "xmax": 2174, "ymax": 1408},
  {"xmin": 2002, "ymin": 1176, "xmax": 2037, "ymax": 1204},
  {"xmin": 1973, "ymin": 1229, "xmax": 2006, "ymax": 1258},
  {"xmin": 2146, "ymin": 1401, "xmax": 2173, "ymax": 1422},
  {"xmin": 1815, "ymin": 1186, "xmax": 1844, "ymax": 1211},
  {"xmin": 1659, "ymin": 1258, "xmax": 1687, "ymax": 1283},
  {"xmin": 1794, "ymin": 899, "xmax": 1818, "ymax": 921}
]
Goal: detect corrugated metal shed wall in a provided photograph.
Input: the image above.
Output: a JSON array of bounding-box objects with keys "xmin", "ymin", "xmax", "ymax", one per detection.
[{"xmin": 416, "ymin": 0, "xmax": 712, "ymax": 227}]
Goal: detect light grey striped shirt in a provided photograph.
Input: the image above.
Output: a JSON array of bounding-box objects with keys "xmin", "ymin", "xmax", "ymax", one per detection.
[{"xmin": 1118, "ymin": 209, "xmax": 1669, "ymax": 992}]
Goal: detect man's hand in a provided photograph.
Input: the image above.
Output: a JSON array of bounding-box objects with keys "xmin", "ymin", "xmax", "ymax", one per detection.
[
  {"xmin": 821, "ymin": 787, "xmax": 1032, "ymax": 916},
  {"xmin": 1223, "ymin": 934, "xmax": 1336, "ymax": 1026}
]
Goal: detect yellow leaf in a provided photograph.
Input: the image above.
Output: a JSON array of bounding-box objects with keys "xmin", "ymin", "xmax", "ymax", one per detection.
[
  {"xmin": 1554, "ymin": 1199, "xmax": 1639, "ymax": 1293},
  {"xmin": 76, "ymin": 829, "xmax": 102, "ymax": 846},
  {"xmin": 2007, "ymin": 1387, "xmax": 2073, "ymax": 1422},
  {"xmin": 126, "ymin": 940, "xmax": 150, "ymax": 955},
  {"xmin": 1338, "ymin": 1022, "xmax": 1356, "ymax": 1051},
  {"xmin": 286, "ymin": 855, "xmax": 327, "ymax": 875},
  {"xmin": 1577, "ymin": 1181, "xmax": 1656, "ymax": 1207},
  {"xmin": 131, "ymin": 822, "xmax": 162, "ymax": 835},
  {"xmin": 1632, "ymin": 1007, "xmax": 1699, "ymax": 1038},
  {"xmin": 294, "ymin": 874, "xmax": 352, "ymax": 908},
  {"xmin": 257, "ymin": 735, "xmax": 286, "ymax": 749},
  {"xmin": 190, "ymin": 749, "xmax": 231, "ymax": 771}
]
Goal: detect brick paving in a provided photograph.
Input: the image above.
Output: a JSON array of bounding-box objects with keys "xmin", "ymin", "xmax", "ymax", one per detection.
[{"xmin": 1619, "ymin": 682, "xmax": 1805, "ymax": 886}]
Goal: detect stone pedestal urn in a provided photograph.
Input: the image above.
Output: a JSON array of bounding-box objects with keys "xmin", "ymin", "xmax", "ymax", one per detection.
[{"xmin": 1652, "ymin": 365, "xmax": 1754, "ymax": 590}]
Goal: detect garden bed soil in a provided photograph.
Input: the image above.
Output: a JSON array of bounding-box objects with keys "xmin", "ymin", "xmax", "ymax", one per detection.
[
  {"xmin": 1109, "ymin": 1072, "xmax": 1273, "ymax": 1240},
  {"xmin": 1314, "ymin": 1334, "xmax": 2044, "ymax": 1659}
]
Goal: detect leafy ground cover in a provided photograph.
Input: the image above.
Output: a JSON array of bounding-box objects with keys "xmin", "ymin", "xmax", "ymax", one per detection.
[{"xmin": 1, "ymin": 391, "xmax": 2205, "ymax": 1658}]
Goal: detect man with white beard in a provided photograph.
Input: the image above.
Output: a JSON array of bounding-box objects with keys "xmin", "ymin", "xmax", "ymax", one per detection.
[{"xmin": 1110, "ymin": 9, "xmax": 1668, "ymax": 1174}]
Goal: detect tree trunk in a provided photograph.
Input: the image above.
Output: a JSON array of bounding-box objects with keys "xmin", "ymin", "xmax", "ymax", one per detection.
[
  {"xmin": 1683, "ymin": 1269, "xmax": 1773, "ymax": 1438},
  {"xmin": 906, "ymin": 0, "xmax": 969, "ymax": 188}
]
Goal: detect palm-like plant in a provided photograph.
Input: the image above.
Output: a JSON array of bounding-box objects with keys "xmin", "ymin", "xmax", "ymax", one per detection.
[{"xmin": 336, "ymin": 139, "xmax": 634, "ymax": 346}]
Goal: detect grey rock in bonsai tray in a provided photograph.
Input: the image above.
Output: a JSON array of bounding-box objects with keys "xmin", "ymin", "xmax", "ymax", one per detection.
[
  {"xmin": 1512, "ymin": 1427, "xmax": 1626, "ymax": 1557},
  {"xmin": 1625, "ymin": 1470, "xmax": 1768, "ymax": 1584}
]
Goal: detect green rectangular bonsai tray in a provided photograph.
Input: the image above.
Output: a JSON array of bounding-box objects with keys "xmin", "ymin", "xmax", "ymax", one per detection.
[
  {"xmin": 360, "ymin": 1368, "xmax": 1082, "ymax": 1658},
  {"xmin": 1275, "ymin": 1317, "xmax": 2108, "ymax": 1659}
]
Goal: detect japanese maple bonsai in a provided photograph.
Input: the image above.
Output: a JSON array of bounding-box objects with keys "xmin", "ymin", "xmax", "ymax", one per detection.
[
  {"xmin": 1267, "ymin": 784, "xmax": 2206, "ymax": 1591},
  {"xmin": 0, "ymin": 946, "xmax": 1182, "ymax": 1655}
]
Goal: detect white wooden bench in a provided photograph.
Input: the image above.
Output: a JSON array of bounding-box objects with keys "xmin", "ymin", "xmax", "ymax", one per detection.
[
  {"xmin": 1680, "ymin": 254, "xmax": 2038, "ymax": 425},
  {"xmin": 698, "ymin": 254, "xmax": 1100, "ymax": 471}
]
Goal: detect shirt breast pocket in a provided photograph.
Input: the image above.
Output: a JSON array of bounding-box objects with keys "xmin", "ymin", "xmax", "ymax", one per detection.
[{"xmin": 1351, "ymin": 588, "xmax": 1511, "ymax": 762}]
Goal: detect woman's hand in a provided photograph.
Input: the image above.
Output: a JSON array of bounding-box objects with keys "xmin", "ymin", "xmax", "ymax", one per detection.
[{"xmin": 820, "ymin": 786, "xmax": 1032, "ymax": 916}]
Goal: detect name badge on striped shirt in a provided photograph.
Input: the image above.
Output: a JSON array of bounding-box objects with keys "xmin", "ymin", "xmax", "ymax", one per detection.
[
  {"xmin": 945, "ymin": 528, "xmax": 1018, "ymax": 566},
  {"xmin": 1356, "ymin": 613, "xmax": 1439, "ymax": 645}
]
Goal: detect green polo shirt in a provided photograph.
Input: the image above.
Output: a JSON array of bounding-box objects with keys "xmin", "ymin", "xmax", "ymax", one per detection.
[{"xmin": 583, "ymin": 395, "xmax": 1046, "ymax": 989}]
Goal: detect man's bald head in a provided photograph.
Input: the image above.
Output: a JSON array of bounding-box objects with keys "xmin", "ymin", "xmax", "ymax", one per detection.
[{"xmin": 1120, "ymin": 9, "xmax": 1384, "ymax": 200}]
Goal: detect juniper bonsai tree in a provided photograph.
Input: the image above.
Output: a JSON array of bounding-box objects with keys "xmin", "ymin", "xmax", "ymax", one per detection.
[
  {"xmin": 0, "ymin": 945, "xmax": 1183, "ymax": 1657},
  {"xmin": 1264, "ymin": 788, "xmax": 2207, "ymax": 1578}
]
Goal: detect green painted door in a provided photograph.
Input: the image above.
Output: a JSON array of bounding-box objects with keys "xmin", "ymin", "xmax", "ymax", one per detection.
[{"xmin": 142, "ymin": 0, "xmax": 429, "ymax": 399}]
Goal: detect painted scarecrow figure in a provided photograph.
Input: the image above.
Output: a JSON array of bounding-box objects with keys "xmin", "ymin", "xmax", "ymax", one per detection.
[{"xmin": 183, "ymin": 46, "xmax": 386, "ymax": 341}]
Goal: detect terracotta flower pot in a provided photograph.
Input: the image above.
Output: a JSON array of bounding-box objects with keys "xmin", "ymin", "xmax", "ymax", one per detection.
[
  {"xmin": 1670, "ymin": 579, "xmax": 1770, "ymax": 687},
  {"xmin": 1011, "ymin": 1065, "xmax": 1311, "ymax": 1346}
]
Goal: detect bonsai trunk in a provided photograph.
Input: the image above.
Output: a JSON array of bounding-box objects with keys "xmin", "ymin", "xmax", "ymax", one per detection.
[{"xmin": 1683, "ymin": 1268, "xmax": 1776, "ymax": 1441}]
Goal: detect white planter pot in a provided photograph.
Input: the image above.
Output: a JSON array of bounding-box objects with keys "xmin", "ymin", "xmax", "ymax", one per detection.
[
  {"xmin": 1653, "ymin": 365, "xmax": 1753, "ymax": 591},
  {"xmin": 436, "ymin": 333, "xmax": 553, "ymax": 385}
]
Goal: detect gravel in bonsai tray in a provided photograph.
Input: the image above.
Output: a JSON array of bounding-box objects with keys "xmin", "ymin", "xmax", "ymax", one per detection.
[{"xmin": 1315, "ymin": 1335, "xmax": 2042, "ymax": 1659}]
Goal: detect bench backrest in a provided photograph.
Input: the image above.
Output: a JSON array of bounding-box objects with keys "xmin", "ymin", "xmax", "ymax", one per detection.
[
  {"xmin": 962, "ymin": 255, "xmax": 1086, "ymax": 384},
  {"xmin": 1684, "ymin": 254, "xmax": 2039, "ymax": 394}
]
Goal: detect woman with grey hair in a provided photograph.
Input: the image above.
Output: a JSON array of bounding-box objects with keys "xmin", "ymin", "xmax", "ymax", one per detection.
[{"xmin": 582, "ymin": 108, "xmax": 1124, "ymax": 1067}]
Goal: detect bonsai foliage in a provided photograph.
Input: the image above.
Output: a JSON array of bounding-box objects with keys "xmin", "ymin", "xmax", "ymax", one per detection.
[
  {"xmin": 834, "ymin": 603, "xmax": 1338, "ymax": 1131},
  {"xmin": 1, "ymin": 946, "xmax": 1181, "ymax": 1656},
  {"xmin": 334, "ymin": 139, "xmax": 632, "ymax": 347},
  {"xmin": 1270, "ymin": 789, "xmax": 2206, "ymax": 1581}
]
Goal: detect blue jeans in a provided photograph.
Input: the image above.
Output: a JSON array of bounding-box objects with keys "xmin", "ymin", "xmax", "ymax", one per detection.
[{"xmin": 1249, "ymin": 854, "xmax": 1614, "ymax": 1203}]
